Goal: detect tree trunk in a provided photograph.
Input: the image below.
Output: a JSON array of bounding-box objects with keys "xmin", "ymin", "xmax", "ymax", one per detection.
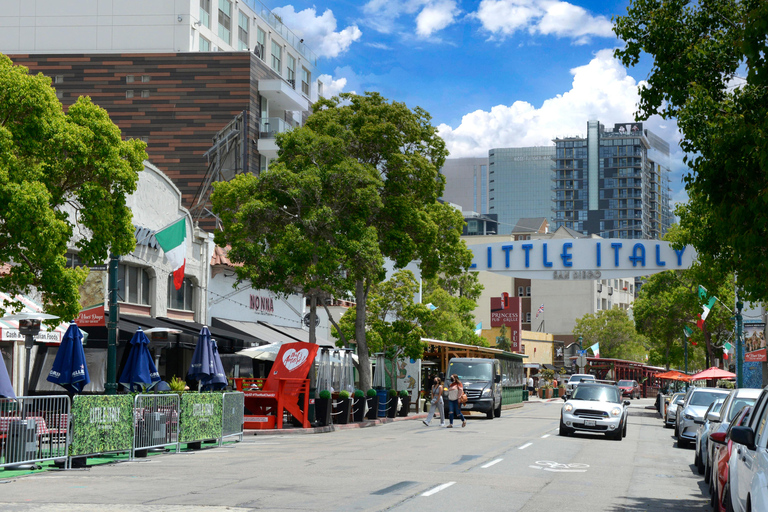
[
  {"xmin": 355, "ymin": 279, "xmax": 371, "ymax": 391},
  {"xmin": 309, "ymin": 294, "xmax": 317, "ymax": 344}
]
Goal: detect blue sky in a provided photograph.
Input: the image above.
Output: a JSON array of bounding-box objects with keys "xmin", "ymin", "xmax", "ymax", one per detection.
[{"xmin": 267, "ymin": 0, "xmax": 687, "ymax": 205}]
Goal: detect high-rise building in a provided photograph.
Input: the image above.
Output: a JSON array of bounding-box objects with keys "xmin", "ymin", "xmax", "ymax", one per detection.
[
  {"xmin": 552, "ymin": 121, "xmax": 672, "ymax": 239},
  {"xmin": 487, "ymin": 147, "xmax": 556, "ymax": 235},
  {"xmin": 440, "ymin": 157, "xmax": 490, "ymax": 214}
]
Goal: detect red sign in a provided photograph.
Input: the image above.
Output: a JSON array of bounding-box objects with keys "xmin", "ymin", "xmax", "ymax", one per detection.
[
  {"xmin": 745, "ymin": 348, "xmax": 767, "ymax": 363},
  {"xmin": 76, "ymin": 304, "xmax": 106, "ymax": 327},
  {"xmin": 491, "ymin": 294, "xmax": 521, "ymax": 352},
  {"xmin": 266, "ymin": 342, "xmax": 319, "ymax": 389}
]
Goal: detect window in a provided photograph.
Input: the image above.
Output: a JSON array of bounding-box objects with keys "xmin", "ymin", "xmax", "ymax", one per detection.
[
  {"xmin": 54, "ymin": 75, "xmax": 64, "ymax": 84},
  {"xmin": 55, "ymin": 90, "xmax": 63, "ymax": 99},
  {"xmin": 286, "ymin": 54, "xmax": 296, "ymax": 87},
  {"xmin": 200, "ymin": 0, "xmax": 210, "ymax": 28},
  {"xmin": 118, "ymin": 264, "xmax": 151, "ymax": 305},
  {"xmin": 517, "ymin": 286, "xmax": 524, "ymax": 296},
  {"xmin": 199, "ymin": 35, "xmax": 210, "ymax": 51},
  {"xmin": 526, "ymin": 286, "xmax": 531, "ymax": 296},
  {"xmin": 168, "ymin": 276, "xmax": 194, "ymax": 311},
  {"xmin": 141, "ymin": 75, "xmax": 151, "ymax": 83},
  {"xmin": 141, "ymin": 90, "xmax": 150, "ymax": 98},
  {"xmin": 255, "ymin": 27, "xmax": 266, "ymax": 59},
  {"xmin": 65, "ymin": 252, "xmax": 83, "ymax": 268},
  {"xmin": 237, "ymin": 11, "xmax": 249, "ymax": 50},
  {"xmin": 525, "ymin": 312, "xmax": 531, "ymax": 323},
  {"xmin": 301, "ymin": 66, "xmax": 310, "ymax": 95},
  {"xmin": 218, "ymin": 0, "xmax": 231, "ymax": 44},
  {"xmin": 126, "ymin": 90, "xmax": 134, "ymax": 98},
  {"xmin": 271, "ymin": 40, "xmax": 281, "ymax": 73},
  {"xmin": 126, "ymin": 75, "xmax": 135, "ymax": 83}
]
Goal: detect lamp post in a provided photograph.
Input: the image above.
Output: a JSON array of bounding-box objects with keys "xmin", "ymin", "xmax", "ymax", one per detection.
[{"xmin": 0, "ymin": 312, "xmax": 60, "ymax": 396}]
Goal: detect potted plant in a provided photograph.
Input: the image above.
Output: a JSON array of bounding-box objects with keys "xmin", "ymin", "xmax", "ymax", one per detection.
[
  {"xmin": 397, "ymin": 389, "xmax": 411, "ymax": 417},
  {"xmin": 365, "ymin": 389, "xmax": 379, "ymax": 420},
  {"xmin": 315, "ymin": 390, "xmax": 332, "ymax": 426},
  {"xmin": 353, "ymin": 390, "xmax": 366, "ymax": 422},
  {"xmin": 386, "ymin": 388, "xmax": 398, "ymax": 418},
  {"xmin": 335, "ymin": 390, "xmax": 351, "ymax": 424}
]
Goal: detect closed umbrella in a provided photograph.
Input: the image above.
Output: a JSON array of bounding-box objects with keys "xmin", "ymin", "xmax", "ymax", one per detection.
[
  {"xmin": 690, "ymin": 366, "xmax": 736, "ymax": 381},
  {"xmin": 237, "ymin": 342, "xmax": 282, "ymax": 361},
  {"xmin": 188, "ymin": 326, "xmax": 227, "ymax": 390},
  {"xmin": 47, "ymin": 321, "xmax": 90, "ymax": 394},
  {"xmin": 119, "ymin": 327, "xmax": 161, "ymax": 391},
  {"xmin": 0, "ymin": 353, "xmax": 15, "ymax": 399}
]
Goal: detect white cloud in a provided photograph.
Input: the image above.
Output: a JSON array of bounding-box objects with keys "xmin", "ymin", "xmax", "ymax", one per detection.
[
  {"xmin": 473, "ymin": 0, "xmax": 614, "ymax": 43},
  {"xmin": 318, "ymin": 74, "xmax": 349, "ymax": 98},
  {"xmin": 272, "ymin": 6, "xmax": 362, "ymax": 58},
  {"xmin": 437, "ymin": 49, "xmax": 668, "ymax": 156},
  {"xmin": 362, "ymin": 0, "xmax": 460, "ymax": 38},
  {"xmin": 416, "ymin": 1, "xmax": 460, "ymax": 37}
]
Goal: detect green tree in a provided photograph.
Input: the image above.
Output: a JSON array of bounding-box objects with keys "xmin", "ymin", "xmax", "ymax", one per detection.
[
  {"xmin": 211, "ymin": 125, "xmax": 383, "ymax": 343},
  {"xmin": 300, "ymin": 92, "xmax": 472, "ymax": 390},
  {"xmin": 420, "ymin": 273, "xmax": 487, "ymax": 347},
  {"xmin": 0, "ymin": 54, "xmax": 146, "ymax": 321},
  {"xmin": 614, "ymin": 0, "xmax": 768, "ymax": 302},
  {"xmin": 573, "ymin": 308, "xmax": 649, "ymax": 362},
  {"xmin": 495, "ymin": 324, "xmax": 511, "ymax": 352}
]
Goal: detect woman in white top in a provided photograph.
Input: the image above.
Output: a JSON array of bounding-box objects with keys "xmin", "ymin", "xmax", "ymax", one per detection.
[
  {"xmin": 422, "ymin": 377, "xmax": 445, "ymax": 427},
  {"xmin": 447, "ymin": 374, "xmax": 466, "ymax": 428}
]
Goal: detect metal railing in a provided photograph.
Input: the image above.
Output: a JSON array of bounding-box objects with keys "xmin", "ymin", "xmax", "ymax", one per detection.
[
  {"xmin": 259, "ymin": 117, "xmax": 296, "ymax": 138},
  {"xmin": 132, "ymin": 394, "xmax": 180, "ymax": 459},
  {"xmin": 0, "ymin": 395, "xmax": 71, "ymax": 470},
  {"xmin": 221, "ymin": 392, "xmax": 244, "ymax": 443}
]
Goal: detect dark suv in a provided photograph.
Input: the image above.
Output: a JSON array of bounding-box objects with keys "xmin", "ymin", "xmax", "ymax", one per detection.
[{"xmin": 617, "ymin": 380, "xmax": 641, "ymax": 400}]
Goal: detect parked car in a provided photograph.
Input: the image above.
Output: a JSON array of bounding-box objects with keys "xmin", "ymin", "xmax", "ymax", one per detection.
[
  {"xmin": 565, "ymin": 374, "xmax": 595, "ymax": 398},
  {"xmin": 728, "ymin": 386, "xmax": 768, "ymax": 512},
  {"xmin": 694, "ymin": 397, "xmax": 726, "ymax": 475},
  {"xmin": 675, "ymin": 387, "xmax": 731, "ymax": 448},
  {"xmin": 617, "ymin": 379, "xmax": 641, "ymax": 399},
  {"xmin": 701, "ymin": 388, "xmax": 761, "ymax": 486},
  {"xmin": 710, "ymin": 405, "xmax": 752, "ymax": 512},
  {"xmin": 665, "ymin": 392, "xmax": 685, "ymax": 428},
  {"xmin": 559, "ymin": 382, "xmax": 629, "ymax": 440}
]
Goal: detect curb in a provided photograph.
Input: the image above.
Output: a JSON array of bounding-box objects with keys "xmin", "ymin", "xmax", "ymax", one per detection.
[{"xmin": 247, "ymin": 412, "xmax": 430, "ymax": 436}]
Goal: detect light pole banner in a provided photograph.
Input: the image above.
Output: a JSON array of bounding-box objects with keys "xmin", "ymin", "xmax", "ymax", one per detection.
[{"xmin": 467, "ymin": 239, "xmax": 697, "ymax": 279}]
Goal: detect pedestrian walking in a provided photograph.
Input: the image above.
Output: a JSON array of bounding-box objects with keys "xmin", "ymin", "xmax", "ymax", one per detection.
[
  {"xmin": 446, "ymin": 374, "xmax": 466, "ymax": 428},
  {"xmin": 422, "ymin": 377, "xmax": 445, "ymax": 427},
  {"xmin": 527, "ymin": 375, "xmax": 534, "ymax": 398}
]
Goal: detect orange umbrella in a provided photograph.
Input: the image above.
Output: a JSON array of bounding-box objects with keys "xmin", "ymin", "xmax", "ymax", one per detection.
[
  {"xmin": 690, "ymin": 366, "xmax": 736, "ymax": 381},
  {"xmin": 655, "ymin": 370, "xmax": 692, "ymax": 381}
]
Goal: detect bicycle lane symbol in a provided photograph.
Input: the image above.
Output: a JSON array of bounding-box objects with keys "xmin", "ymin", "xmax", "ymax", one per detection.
[{"xmin": 529, "ymin": 461, "xmax": 589, "ymax": 473}]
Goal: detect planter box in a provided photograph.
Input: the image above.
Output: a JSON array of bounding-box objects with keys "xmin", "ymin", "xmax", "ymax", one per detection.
[
  {"xmin": 334, "ymin": 398, "xmax": 351, "ymax": 424},
  {"xmin": 315, "ymin": 397, "xmax": 332, "ymax": 427},
  {"xmin": 353, "ymin": 397, "xmax": 366, "ymax": 422},
  {"xmin": 386, "ymin": 395, "xmax": 398, "ymax": 418},
  {"xmin": 398, "ymin": 396, "xmax": 410, "ymax": 417},
  {"xmin": 366, "ymin": 396, "xmax": 379, "ymax": 420}
]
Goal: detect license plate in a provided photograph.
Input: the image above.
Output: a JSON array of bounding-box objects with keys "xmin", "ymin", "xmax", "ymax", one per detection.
[
  {"xmin": 584, "ymin": 420, "xmax": 596, "ymax": 426},
  {"xmin": 463, "ymin": 404, "xmax": 472, "ymax": 409}
]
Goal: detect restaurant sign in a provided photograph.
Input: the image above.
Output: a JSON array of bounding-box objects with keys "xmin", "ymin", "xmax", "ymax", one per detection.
[{"xmin": 468, "ymin": 239, "xmax": 696, "ymax": 279}]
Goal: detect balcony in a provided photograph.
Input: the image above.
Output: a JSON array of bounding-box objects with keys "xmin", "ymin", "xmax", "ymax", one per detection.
[
  {"xmin": 257, "ymin": 117, "xmax": 297, "ymax": 159},
  {"xmin": 258, "ymin": 79, "xmax": 309, "ymax": 112}
]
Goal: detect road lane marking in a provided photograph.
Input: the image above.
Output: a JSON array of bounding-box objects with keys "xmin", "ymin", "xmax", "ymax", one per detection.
[
  {"xmin": 481, "ymin": 459, "xmax": 503, "ymax": 468},
  {"xmin": 421, "ymin": 482, "xmax": 456, "ymax": 496},
  {"xmin": 529, "ymin": 461, "xmax": 589, "ymax": 472},
  {"xmin": 519, "ymin": 442, "xmax": 533, "ymax": 450},
  {"xmin": 541, "ymin": 434, "xmax": 550, "ymax": 438}
]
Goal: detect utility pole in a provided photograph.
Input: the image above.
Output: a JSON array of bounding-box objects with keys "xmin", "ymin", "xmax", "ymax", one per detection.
[
  {"xmin": 736, "ymin": 297, "xmax": 744, "ymax": 388},
  {"xmin": 105, "ymin": 253, "xmax": 119, "ymax": 395}
]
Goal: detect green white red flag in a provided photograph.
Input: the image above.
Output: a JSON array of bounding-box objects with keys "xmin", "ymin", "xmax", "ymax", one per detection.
[
  {"xmin": 697, "ymin": 285, "xmax": 718, "ymax": 330},
  {"xmin": 154, "ymin": 218, "xmax": 187, "ymax": 290}
]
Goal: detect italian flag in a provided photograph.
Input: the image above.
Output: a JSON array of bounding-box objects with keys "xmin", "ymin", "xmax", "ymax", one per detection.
[
  {"xmin": 697, "ymin": 285, "xmax": 718, "ymax": 330},
  {"xmin": 155, "ymin": 218, "xmax": 187, "ymax": 290}
]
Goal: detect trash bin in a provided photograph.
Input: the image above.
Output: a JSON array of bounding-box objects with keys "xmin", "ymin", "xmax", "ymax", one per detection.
[
  {"xmin": 377, "ymin": 389, "xmax": 388, "ymax": 417},
  {"xmin": 6, "ymin": 419, "xmax": 37, "ymax": 464}
]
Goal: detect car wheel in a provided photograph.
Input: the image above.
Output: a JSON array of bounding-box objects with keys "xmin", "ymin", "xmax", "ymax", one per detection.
[
  {"xmin": 678, "ymin": 438, "xmax": 689, "ymax": 448},
  {"xmin": 710, "ymin": 477, "xmax": 717, "ymax": 508},
  {"xmin": 695, "ymin": 450, "xmax": 703, "ymax": 474},
  {"xmin": 622, "ymin": 420, "xmax": 627, "ymax": 438},
  {"xmin": 559, "ymin": 418, "xmax": 569, "ymax": 437},
  {"xmin": 494, "ymin": 402, "xmax": 502, "ymax": 418},
  {"xmin": 724, "ymin": 484, "xmax": 734, "ymax": 512},
  {"xmin": 486, "ymin": 407, "xmax": 494, "ymax": 419},
  {"xmin": 704, "ymin": 459, "xmax": 710, "ymax": 485},
  {"xmin": 674, "ymin": 424, "xmax": 679, "ymax": 438}
]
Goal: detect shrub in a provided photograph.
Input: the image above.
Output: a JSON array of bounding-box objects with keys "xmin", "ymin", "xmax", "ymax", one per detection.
[
  {"xmin": 399, "ymin": 389, "xmax": 410, "ymax": 397},
  {"xmin": 339, "ymin": 390, "xmax": 350, "ymax": 399},
  {"xmin": 366, "ymin": 389, "xmax": 377, "ymax": 397},
  {"xmin": 388, "ymin": 388, "xmax": 398, "ymax": 397},
  {"xmin": 354, "ymin": 389, "xmax": 365, "ymax": 398},
  {"xmin": 169, "ymin": 376, "xmax": 186, "ymax": 392},
  {"xmin": 319, "ymin": 390, "xmax": 331, "ymax": 399}
]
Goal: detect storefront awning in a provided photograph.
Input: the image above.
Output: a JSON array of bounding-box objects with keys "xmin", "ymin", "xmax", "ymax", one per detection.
[
  {"xmin": 212, "ymin": 318, "xmax": 336, "ymax": 347},
  {"xmin": 157, "ymin": 317, "xmax": 261, "ymax": 352}
]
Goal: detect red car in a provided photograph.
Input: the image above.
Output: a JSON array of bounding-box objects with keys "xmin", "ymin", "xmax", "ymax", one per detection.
[
  {"xmin": 710, "ymin": 405, "xmax": 752, "ymax": 512},
  {"xmin": 617, "ymin": 380, "xmax": 641, "ymax": 400}
]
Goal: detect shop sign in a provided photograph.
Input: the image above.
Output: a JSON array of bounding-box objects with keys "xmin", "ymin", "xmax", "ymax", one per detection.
[
  {"xmin": 745, "ymin": 349, "xmax": 767, "ymax": 363},
  {"xmin": 76, "ymin": 304, "xmax": 106, "ymax": 327},
  {"xmin": 0, "ymin": 328, "xmax": 62, "ymax": 343},
  {"xmin": 491, "ymin": 293, "xmax": 520, "ymax": 351},
  {"xmin": 249, "ymin": 294, "xmax": 274, "ymax": 314}
]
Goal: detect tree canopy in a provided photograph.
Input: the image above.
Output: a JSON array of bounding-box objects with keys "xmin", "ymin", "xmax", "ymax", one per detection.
[
  {"xmin": 0, "ymin": 54, "xmax": 146, "ymax": 320},
  {"xmin": 614, "ymin": 0, "xmax": 768, "ymax": 301},
  {"xmin": 573, "ymin": 308, "xmax": 649, "ymax": 362}
]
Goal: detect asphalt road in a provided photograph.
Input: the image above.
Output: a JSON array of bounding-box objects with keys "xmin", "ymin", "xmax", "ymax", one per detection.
[{"xmin": 0, "ymin": 398, "xmax": 711, "ymax": 511}]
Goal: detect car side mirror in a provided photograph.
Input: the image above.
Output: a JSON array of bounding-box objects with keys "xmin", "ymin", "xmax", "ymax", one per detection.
[
  {"xmin": 730, "ymin": 426, "xmax": 756, "ymax": 451},
  {"xmin": 494, "ymin": 375, "xmax": 501, "ymax": 383},
  {"xmin": 709, "ymin": 432, "xmax": 727, "ymax": 445},
  {"xmin": 623, "ymin": 400, "xmax": 630, "ymax": 406},
  {"xmin": 706, "ymin": 411, "xmax": 720, "ymax": 422}
]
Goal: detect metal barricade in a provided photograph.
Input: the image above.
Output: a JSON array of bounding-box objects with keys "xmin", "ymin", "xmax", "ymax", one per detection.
[
  {"xmin": 132, "ymin": 394, "xmax": 180, "ymax": 460},
  {"xmin": 221, "ymin": 392, "xmax": 244, "ymax": 444},
  {"xmin": 0, "ymin": 395, "xmax": 71, "ymax": 470}
]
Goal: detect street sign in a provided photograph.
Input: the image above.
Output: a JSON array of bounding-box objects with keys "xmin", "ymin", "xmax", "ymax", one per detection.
[
  {"xmin": 578, "ymin": 350, "xmax": 587, "ymax": 356},
  {"xmin": 576, "ymin": 355, "xmax": 588, "ymax": 368}
]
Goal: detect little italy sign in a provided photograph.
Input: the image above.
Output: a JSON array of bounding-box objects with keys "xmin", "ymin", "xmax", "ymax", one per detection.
[{"xmin": 467, "ymin": 239, "xmax": 697, "ymax": 279}]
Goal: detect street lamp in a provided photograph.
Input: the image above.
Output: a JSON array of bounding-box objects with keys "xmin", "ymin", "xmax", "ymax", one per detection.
[{"xmin": 0, "ymin": 312, "xmax": 60, "ymax": 395}]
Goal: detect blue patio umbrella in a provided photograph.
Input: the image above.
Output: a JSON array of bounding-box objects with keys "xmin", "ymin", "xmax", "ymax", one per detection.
[
  {"xmin": 119, "ymin": 327, "xmax": 161, "ymax": 392},
  {"xmin": 188, "ymin": 327, "xmax": 227, "ymax": 390},
  {"xmin": 0, "ymin": 352, "xmax": 15, "ymax": 399},
  {"xmin": 47, "ymin": 321, "xmax": 90, "ymax": 394}
]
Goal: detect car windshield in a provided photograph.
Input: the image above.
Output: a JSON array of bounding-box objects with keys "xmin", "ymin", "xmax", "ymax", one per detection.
[
  {"xmin": 570, "ymin": 376, "xmax": 594, "ymax": 383},
  {"xmin": 617, "ymin": 380, "xmax": 634, "ymax": 386},
  {"xmin": 689, "ymin": 391, "xmax": 729, "ymax": 407},
  {"xmin": 449, "ymin": 362, "xmax": 492, "ymax": 381},
  {"xmin": 572, "ymin": 385, "xmax": 620, "ymax": 403},
  {"xmin": 728, "ymin": 398, "xmax": 757, "ymax": 421}
]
